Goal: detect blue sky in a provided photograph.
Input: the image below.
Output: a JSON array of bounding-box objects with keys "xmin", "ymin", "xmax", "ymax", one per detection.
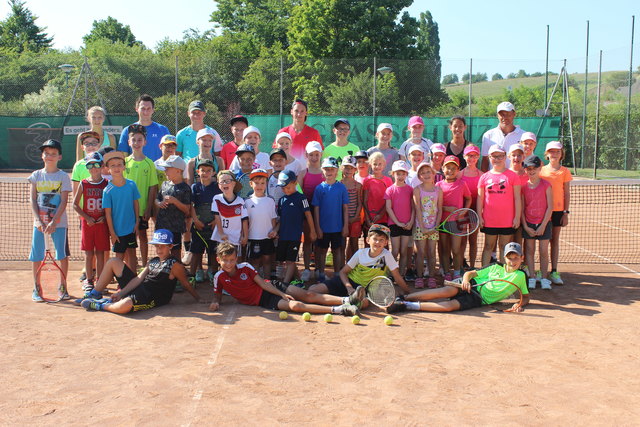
[{"xmin": 2, "ymin": 0, "xmax": 638, "ymax": 78}]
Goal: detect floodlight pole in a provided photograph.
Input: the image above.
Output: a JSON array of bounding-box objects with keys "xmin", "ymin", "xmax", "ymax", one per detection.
[
  {"xmin": 624, "ymin": 15, "xmax": 635, "ymax": 171},
  {"xmin": 581, "ymin": 21, "xmax": 589, "ymax": 169},
  {"xmin": 593, "ymin": 50, "xmax": 602, "ymax": 180}
]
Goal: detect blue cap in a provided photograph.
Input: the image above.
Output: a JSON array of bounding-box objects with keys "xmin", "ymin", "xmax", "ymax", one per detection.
[
  {"xmin": 149, "ymin": 229, "xmax": 174, "ymax": 245},
  {"xmin": 84, "ymin": 152, "xmax": 103, "ymax": 164},
  {"xmin": 276, "ymin": 170, "xmax": 297, "ymax": 187},
  {"xmin": 236, "ymin": 143, "xmax": 255, "ymax": 155}
]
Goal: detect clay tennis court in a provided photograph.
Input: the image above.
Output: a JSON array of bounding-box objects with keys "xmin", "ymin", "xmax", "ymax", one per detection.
[{"xmin": 1, "ymin": 176, "xmax": 639, "ymax": 424}]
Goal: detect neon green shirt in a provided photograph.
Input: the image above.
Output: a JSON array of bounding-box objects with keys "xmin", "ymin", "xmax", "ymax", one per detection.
[
  {"xmin": 323, "ymin": 141, "xmax": 360, "ymax": 180},
  {"xmin": 71, "ymin": 159, "xmax": 90, "ymax": 182},
  {"xmin": 124, "ymin": 155, "xmax": 158, "ymax": 214},
  {"xmin": 474, "ymin": 264, "xmax": 528, "ymax": 305}
]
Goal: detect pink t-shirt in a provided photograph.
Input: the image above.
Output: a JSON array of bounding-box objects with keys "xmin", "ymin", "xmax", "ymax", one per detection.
[
  {"xmin": 522, "ymin": 179, "xmax": 550, "ymax": 224},
  {"xmin": 459, "ymin": 172, "xmax": 480, "ymax": 207},
  {"xmin": 363, "ymin": 176, "xmax": 393, "ymax": 224},
  {"xmin": 478, "ymin": 169, "xmax": 520, "ymax": 228},
  {"xmin": 437, "ymin": 179, "xmax": 471, "ymax": 210},
  {"xmin": 383, "ymin": 184, "xmax": 413, "ymax": 225}
]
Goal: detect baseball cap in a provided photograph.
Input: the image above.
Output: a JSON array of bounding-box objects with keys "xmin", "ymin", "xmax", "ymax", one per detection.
[
  {"xmin": 443, "ymin": 155, "xmax": 460, "ymax": 168},
  {"xmin": 503, "ymin": 242, "xmax": 523, "ymax": 257},
  {"xmin": 488, "ymin": 144, "xmax": 506, "ymax": 155},
  {"xmin": 545, "ymin": 141, "xmax": 563, "ymax": 151},
  {"xmin": 430, "ymin": 143, "xmax": 446, "ymax": 154},
  {"xmin": 103, "ymin": 150, "xmax": 125, "ymax": 165},
  {"xmin": 368, "ymin": 224, "xmax": 390, "ymax": 239},
  {"xmin": 391, "ymin": 160, "xmax": 410, "ymax": 173},
  {"xmin": 160, "ymin": 134, "xmax": 177, "ymax": 145},
  {"xmin": 39, "ymin": 139, "xmax": 62, "ymax": 153},
  {"xmin": 157, "ymin": 155, "xmax": 187, "ymax": 171},
  {"xmin": 416, "ymin": 161, "xmax": 433, "ymax": 174},
  {"xmin": 188, "ymin": 100, "xmax": 206, "ymax": 112},
  {"xmin": 250, "ymin": 168, "xmax": 269, "ymax": 180},
  {"xmin": 463, "ymin": 145, "xmax": 480, "ymax": 156},
  {"xmin": 353, "ymin": 150, "xmax": 369, "ymax": 159},
  {"xmin": 196, "ymin": 128, "xmax": 217, "ymax": 141},
  {"xmin": 149, "ymin": 229, "xmax": 174, "ymax": 245},
  {"xmin": 242, "ymin": 126, "xmax": 261, "ymax": 139},
  {"xmin": 321, "ymin": 157, "xmax": 339, "ymax": 169},
  {"xmin": 408, "ymin": 116, "xmax": 424, "ymax": 128},
  {"xmin": 508, "ymin": 144, "xmax": 524, "ymax": 155},
  {"xmin": 334, "ymin": 118, "xmax": 350, "ymax": 128},
  {"xmin": 341, "ymin": 156, "xmax": 357, "ymax": 168},
  {"xmin": 79, "ymin": 131, "xmax": 100, "ymax": 143},
  {"xmin": 275, "ymin": 132, "xmax": 293, "ymax": 143},
  {"xmin": 305, "ymin": 141, "xmax": 323, "ymax": 154},
  {"xmin": 230, "ymin": 115, "xmax": 248, "ymax": 126},
  {"xmin": 376, "ymin": 123, "xmax": 393, "ymax": 133},
  {"xmin": 520, "ymin": 132, "xmax": 537, "ymax": 143},
  {"xmin": 276, "ymin": 169, "xmax": 297, "ymax": 187},
  {"xmin": 84, "ymin": 152, "xmax": 103, "ymax": 164},
  {"xmin": 236, "ymin": 143, "xmax": 255, "ymax": 156},
  {"xmin": 197, "ymin": 158, "xmax": 215, "ymax": 169},
  {"xmin": 407, "ymin": 144, "xmax": 425, "ymax": 155},
  {"xmin": 497, "ymin": 101, "xmax": 515, "ymax": 113},
  {"xmin": 523, "ymin": 155, "xmax": 542, "ymax": 168},
  {"xmin": 269, "ymin": 148, "xmax": 287, "ymax": 159}
]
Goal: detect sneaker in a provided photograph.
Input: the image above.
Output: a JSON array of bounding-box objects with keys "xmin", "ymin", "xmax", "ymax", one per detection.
[
  {"xmin": 443, "ymin": 272, "xmax": 453, "ymax": 282},
  {"xmin": 528, "ymin": 278, "xmax": 537, "ymax": 290},
  {"xmin": 540, "ymin": 278, "xmax": 553, "ymax": 290},
  {"xmin": 386, "ymin": 301, "xmax": 406, "ymax": 314},
  {"xmin": 535, "ymin": 270, "xmax": 542, "ymax": 282},
  {"xmin": 81, "ymin": 298, "xmax": 104, "ymax": 311},
  {"xmin": 326, "ymin": 252, "xmax": 333, "ymax": 266},
  {"xmin": 414, "ymin": 278, "xmax": 425, "ymax": 289},
  {"xmin": 182, "ymin": 251, "xmax": 193, "ymax": 265},
  {"xmin": 79, "ymin": 271, "xmax": 87, "ymax": 282},
  {"xmin": 58, "ymin": 285, "xmax": 71, "ymax": 301},
  {"xmin": 195, "ymin": 269, "xmax": 205, "ymax": 282},
  {"xmin": 81, "ymin": 278, "xmax": 94, "ymax": 292},
  {"xmin": 427, "ymin": 277, "xmax": 438, "ymax": 289},
  {"xmin": 340, "ymin": 304, "xmax": 359, "ymax": 316},
  {"xmin": 405, "ymin": 269, "xmax": 416, "ymax": 281},
  {"xmin": 522, "ymin": 265, "xmax": 530, "ymax": 276},
  {"xmin": 300, "ymin": 269, "xmax": 312, "ymax": 282},
  {"xmin": 75, "ymin": 288, "xmax": 103, "ymax": 304},
  {"xmin": 550, "ymin": 271, "xmax": 564, "ymax": 285},
  {"xmin": 290, "ymin": 279, "xmax": 305, "ymax": 288},
  {"xmin": 32, "ymin": 287, "xmax": 44, "ymax": 302},
  {"xmin": 349, "ymin": 286, "xmax": 366, "ymax": 307}
]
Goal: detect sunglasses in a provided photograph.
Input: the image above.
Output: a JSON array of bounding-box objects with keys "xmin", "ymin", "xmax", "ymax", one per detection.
[
  {"xmin": 86, "ymin": 162, "xmax": 103, "ymax": 169},
  {"xmin": 83, "ymin": 141, "xmax": 100, "ymax": 147}
]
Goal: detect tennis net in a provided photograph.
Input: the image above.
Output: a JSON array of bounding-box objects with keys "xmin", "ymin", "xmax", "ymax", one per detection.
[{"xmin": 0, "ymin": 177, "xmax": 639, "ymax": 264}]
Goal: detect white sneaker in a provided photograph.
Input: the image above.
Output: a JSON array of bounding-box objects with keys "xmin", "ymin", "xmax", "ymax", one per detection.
[
  {"xmin": 550, "ymin": 271, "xmax": 564, "ymax": 285},
  {"xmin": 528, "ymin": 278, "xmax": 537, "ymax": 290},
  {"xmin": 182, "ymin": 251, "xmax": 193, "ymax": 265},
  {"xmin": 540, "ymin": 278, "xmax": 552, "ymax": 290},
  {"xmin": 300, "ymin": 269, "xmax": 311, "ymax": 282}
]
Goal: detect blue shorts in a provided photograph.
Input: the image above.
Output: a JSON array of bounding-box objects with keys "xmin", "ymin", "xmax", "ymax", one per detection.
[{"xmin": 29, "ymin": 227, "xmax": 70, "ymax": 262}]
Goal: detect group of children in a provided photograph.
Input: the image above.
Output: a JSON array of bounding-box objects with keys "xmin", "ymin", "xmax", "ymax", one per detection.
[{"xmin": 28, "ymin": 112, "xmax": 572, "ymax": 316}]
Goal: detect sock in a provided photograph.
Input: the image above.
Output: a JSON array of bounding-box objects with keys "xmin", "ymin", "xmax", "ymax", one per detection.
[
  {"xmin": 405, "ymin": 301, "xmax": 420, "ymax": 311},
  {"xmin": 331, "ymin": 305, "xmax": 343, "ymax": 314},
  {"xmin": 184, "ymin": 241, "xmax": 191, "ymax": 252},
  {"xmin": 342, "ymin": 296, "xmax": 349, "ymax": 304}
]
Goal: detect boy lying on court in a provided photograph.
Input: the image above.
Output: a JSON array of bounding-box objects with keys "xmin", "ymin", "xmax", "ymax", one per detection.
[
  {"xmin": 77, "ymin": 229, "xmax": 202, "ymax": 313},
  {"xmin": 387, "ymin": 242, "xmax": 529, "ymax": 313},
  {"xmin": 209, "ymin": 242, "xmax": 363, "ymax": 316}
]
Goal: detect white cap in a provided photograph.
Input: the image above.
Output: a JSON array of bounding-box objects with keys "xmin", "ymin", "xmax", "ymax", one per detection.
[
  {"xmin": 305, "ymin": 140, "xmax": 323, "ymax": 154},
  {"xmin": 520, "ymin": 131, "xmax": 537, "ymax": 142},
  {"xmin": 274, "ymin": 132, "xmax": 292, "ymax": 143},
  {"xmin": 430, "ymin": 143, "xmax": 446, "ymax": 154},
  {"xmin": 156, "ymin": 154, "xmax": 186, "ymax": 171},
  {"xmin": 391, "ymin": 160, "xmax": 410, "ymax": 173},
  {"xmin": 508, "ymin": 143, "xmax": 524, "ymax": 155},
  {"xmin": 488, "ymin": 144, "xmax": 505, "ymax": 155},
  {"xmin": 242, "ymin": 125, "xmax": 261, "ymax": 139},
  {"xmin": 497, "ymin": 102, "xmax": 515, "ymax": 113},
  {"xmin": 376, "ymin": 123, "xmax": 393, "ymax": 133},
  {"xmin": 407, "ymin": 144, "xmax": 425, "ymax": 154},
  {"xmin": 341, "ymin": 156, "xmax": 357, "ymax": 168},
  {"xmin": 545, "ymin": 141, "xmax": 563, "ymax": 151},
  {"xmin": 196, "ymin": 128, "xmax": 216, "ymax": 140}
]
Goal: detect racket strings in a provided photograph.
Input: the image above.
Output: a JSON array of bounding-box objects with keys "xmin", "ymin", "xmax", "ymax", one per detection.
[{"xmin": 368, "ymin": 280, "xmax": 396, "ymax": 306}]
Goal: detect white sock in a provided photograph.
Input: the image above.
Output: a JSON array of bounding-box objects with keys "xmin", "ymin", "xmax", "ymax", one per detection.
[
  {"xmin": 405, "ymin": 301, "xmax": 420, "ymax": 310},
  {"xmin": 331, "ymin": 305, "xmax": 342, "ymax": 314},
  {"xmin": 342, "ymin": 296, "xmax": 349, "ymax": 304}
]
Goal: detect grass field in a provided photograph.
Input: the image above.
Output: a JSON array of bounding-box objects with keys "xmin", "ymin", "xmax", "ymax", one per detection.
[{"xmin": 574, "ymin": 168, "xmax": 640, "ymax": 180}]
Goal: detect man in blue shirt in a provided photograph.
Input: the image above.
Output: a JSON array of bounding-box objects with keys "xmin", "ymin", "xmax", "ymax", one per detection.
[
  {"xmin": 117, "ymin": 94, "xmax": 170, "ymax": 161},
  {"xmin": 176, "ymin": 100, "xmax": 223, "ymax": 161}
]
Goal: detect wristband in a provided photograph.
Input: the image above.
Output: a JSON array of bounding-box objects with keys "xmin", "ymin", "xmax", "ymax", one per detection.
[{"xmin": 562, "ymin": 210, "xmax": 570, "ymax": 214}]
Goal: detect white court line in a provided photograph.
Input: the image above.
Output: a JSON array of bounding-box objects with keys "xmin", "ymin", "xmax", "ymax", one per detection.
[
  {"xmin": 587, "ymin": 218, "xmax": 640, "ymax": 238},
  {"xmin": 182, "ymin": 307, "xmax": 237, "ymax": 427},
  {"xmin": 561, "ymin": 239, "xmax": 640, "ymax": 276}
]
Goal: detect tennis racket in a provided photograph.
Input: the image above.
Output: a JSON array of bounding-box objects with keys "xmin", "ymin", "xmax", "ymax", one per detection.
[
  {"xmin": 236, "ymin": 172, "xmax": 252, "ymax": 199},
  {"xmin": 36, "ymin": 232, "xmax": 67, "ymax": 302},
  {"xmin": 435, "ymin": 208, "xmax": 479, "ymax": 236},
  {"xmin": 366, "ymin": 276, "xmax": 396, "ymax": 309},
  {"xmin": 444, "ymin": 278, "xmax": 524, "ymax": 312}
]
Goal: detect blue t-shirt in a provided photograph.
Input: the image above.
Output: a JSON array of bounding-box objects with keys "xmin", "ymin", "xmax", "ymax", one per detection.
[
  {"xmin": 277, "ymin": 191, "xmax": 310, "ymax": 241},
  {"xmin": 117, "ymin": 121, "xmax": 170, "ymax": 161},
  {"xmin": 192, "ymin": 181, "xmax": 221, "ymax": 228},
  {"xmin": 102, "ymin": 179, "xmax": 141, "ymax": 236},
  {"xmin": 176, "ymin": 125, "xmax": 222, "ymax": 161},
  {"xmin": 312, "ymin": 181, "xmax": 348, "ymax": 233}
]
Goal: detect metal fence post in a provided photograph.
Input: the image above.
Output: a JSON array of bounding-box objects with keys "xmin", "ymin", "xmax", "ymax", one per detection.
[
  {"xmin": 279, "ymin": 56, "xmax": 284, "ymax": 129},
  {"xmin": 174, "ymin": 55, "xmax": 179, "ymax": 134},
  {"xmin": 581, "ymin": 21, "xmax": 589, "ymax": 169},
  {"xmin": 468, "ymin": 58, "xmax": 472, "ymax": 142},
  {"xmin": 545, "ymin": 25, "xmax": 550, "ymax": 109},
  {"xmin": 624, "ymin": 15, "xmax": 635, "ymax": 171},
  {"xmin": 593, "ymin": 50, "xmax": 602, "ymax": 180}
]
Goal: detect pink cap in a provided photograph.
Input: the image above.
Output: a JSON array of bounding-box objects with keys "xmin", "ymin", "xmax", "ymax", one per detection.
[
  {"xmin": 430, "ymin": 143, "xmax": 446, "ymax": 154},
  {"xmin": 520, "ymin": 131, "xmax": 537, "ymax": 143},
  {"xmin": 408, "ymin": 116, "xmax": 424, "ymax": 128},
  {"xmin": 463, "ymin": 145, "xmax": 480, "ymax": 156},
  {"xmin": 443, "ymin": 155, "xmax": 460, "ymax": 168},
  {"xmin": 545, "ymin": 141, "xmax": 563, "ymax": 151}
]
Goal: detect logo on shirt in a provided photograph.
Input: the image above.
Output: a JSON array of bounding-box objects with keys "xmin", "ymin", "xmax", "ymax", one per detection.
[
  {"xmin": 235, "ymin": 207, "xmax": 242, "ymax": 215},
  {"xmin": 240, "ymin": 273, "xmax": 248, "ymax": 281},
  {"xmin": 486, "ymin": 178, "xmax": 507, "ymax": 194}
]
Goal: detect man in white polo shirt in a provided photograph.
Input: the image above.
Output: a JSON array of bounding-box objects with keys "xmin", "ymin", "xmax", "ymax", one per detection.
[{"xmin": 480, "ymin": 102, "xmax": 525, "ymax": 171}]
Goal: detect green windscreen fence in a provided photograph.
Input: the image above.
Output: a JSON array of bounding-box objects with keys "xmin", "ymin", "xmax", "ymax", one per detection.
[{"xmin": 0, "ymin": 115, "xmax": 560, "ymax": 170}]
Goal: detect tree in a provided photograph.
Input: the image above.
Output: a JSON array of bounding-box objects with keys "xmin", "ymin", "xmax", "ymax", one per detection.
[
  {"xmin": 325, "ymin": 69, "xmax": 400, "ymax": 116},
  {"xmin": 0, "ymin": 0, "xmax": 52, "ymax": 53},
  {"xmin": 492, "ymin": 73, "xmax": 503, "ymax": 81},
  {"xmin": 604, "ymin": 71, "xmax": 636, "ymax": 90},
  {"xmin": 462, "ymin": 72, "xmax": 488, "ymax": 83},
  {"xmin": 83, "ymin": 17, "xmax": 141, "ymax": 47},
  {"xmin": 515, "ymin": 69, "xmax": 529, "ymax": 78},
  {"xmin": 442, "ymin": 74, "xmax": 458, "ymax": 85}
]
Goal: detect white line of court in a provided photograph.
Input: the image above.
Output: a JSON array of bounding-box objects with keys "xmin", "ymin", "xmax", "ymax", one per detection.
[
  {"xmin": 587, "ymin": 219, "xmax": 640, "ymax": 238},
  {"xmin": 561, "ymin": 239, "xmax": 640, "ymax": 276}
]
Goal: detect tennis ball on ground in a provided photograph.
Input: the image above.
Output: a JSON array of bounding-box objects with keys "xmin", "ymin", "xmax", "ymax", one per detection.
[
  {"xmin": 279, "ymin": 311, "xmax": 288, "ymax": 320},
  {"xmin": 384, "ymin": 315, "xmax": 394, "ymax": 326},
  {"xmin": 302, "ymin": 312, "xmax": 311, "ymax": 321},
  {"xmin": 324, "ymin": 313, "xmax": 333, "ymax": 323},
  {"xmin": 352, "ymin": 315, "xmax": 360, "ymax": 325}
]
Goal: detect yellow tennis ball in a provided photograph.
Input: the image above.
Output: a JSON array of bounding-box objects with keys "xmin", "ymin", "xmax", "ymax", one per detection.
[
  {"xmin": 279, "ymin": 311, "xmax": 288, "ymax": 320},
  {"xmin": 384, "ymin": 315, "xmax": 393, "ymax": 326},
  {"xmin": 352, "ymin": 315, "xmax": 360, "ymax": 325},
  {"xmin": 324, "ymin": 313, "xmax": 333, "ymax": 323},
  {"xmin": 302, "ymin": 312, "xmax": 311, "ymax": 321}
]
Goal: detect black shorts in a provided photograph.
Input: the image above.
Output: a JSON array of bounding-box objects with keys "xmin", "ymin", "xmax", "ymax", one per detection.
[
  {"xmin": 522, "ymin": 222, "xmax": 552, "ymax": 240},
  {"xmin": 316, "ymin": 232, "xmax": 344, "ymax": 250},
  {"xmin": 276, "ymin": 240, "xmax": 300, "ymax": 262},
  {"xmin": 323, "ymin": 275, "xmax": 360, "ymax": 297},
  {"xmin": 138, "ymin": 217, "xmax": 149, "ymax": 231},
  {"xmin": 248, "ymin": 239, "xmax": 275, "ymax": 259},
  {"xmin": 258, "ymin": 280, "xmax": 289, "ymax": 310},
  {"xmin": 190, "ymin": 227, "xmax": 215, "ymax": 255},
  {"xmin": 389, "ymin": 224, "xmax": 412, "ymax": 237},
  {"xmin": 481, "ymin": 227, "xmax": 516, "ymax": 236},
  {"xmin": 451, "ymin": 288, "xmax": 484, "ymax": 311},
  {"xmin": 116, "ymin": 264, "xmax": 138, "ymax": 290},
  {"xmin": 113, "ymin": 233, "xmax": 138, "ymax": 253},
  {"xmin": 551, "ymin": 211, "xmax": 566, "ymax": 227}
]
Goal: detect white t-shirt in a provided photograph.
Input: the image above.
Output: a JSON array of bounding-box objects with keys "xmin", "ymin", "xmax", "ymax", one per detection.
[
  {"xmin": 481, "ymin": 125, "xmax": 525, "ymax": 167},
  {"xmin": 245, "ymin": 195, "xmax": 277, "ymax": 240},
  {"xmin": 284, "ymin": 158, "xmax": 304, "ymax": 176},
  {"xmin": 211, "ymin": 194, "xmax": 248, "ymax": 244},
  {"xmin": 407, "ymin": 169, "xmax": 422, "ymax": 188},
  {"xmin": 398, "ymin": 137, "xmax": 434, "ymax": 159},
  {"xmin": 229, "ymin": 152, "xmax": 272, "ymax": 173},
  {"xmin": 267, "ymin": 174, "xmax": 285, "ymax": 210},
  {"xmin": 346, "ymin": 247, "xmax": 399, "ymax": 285}
]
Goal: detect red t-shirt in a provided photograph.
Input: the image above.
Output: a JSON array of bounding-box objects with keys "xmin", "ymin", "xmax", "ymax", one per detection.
[
  {"xmin": 363, "ymin": 176, "xmax": 393, "ymax": 224},
  {"xmin": 81, "ymin": 178, "xmax": 108, "ymax": 222},
  {"xmin": 213, "ymin": 263, "xmax": 261, "ymax": 306},
  {"xmin": 220, "ymin": 141, "xmax": 239, "ymax": 169},
  {"xmin": 278, "ymin": 125, "xmax": 323, "ymax": 161},
  {"xmin": 478, "ymin": 169, "xmax": 520, "ymax": 228},
  {"xmin": 522, "ymin": 179, "xmax": 551, "ymax": 224}
]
